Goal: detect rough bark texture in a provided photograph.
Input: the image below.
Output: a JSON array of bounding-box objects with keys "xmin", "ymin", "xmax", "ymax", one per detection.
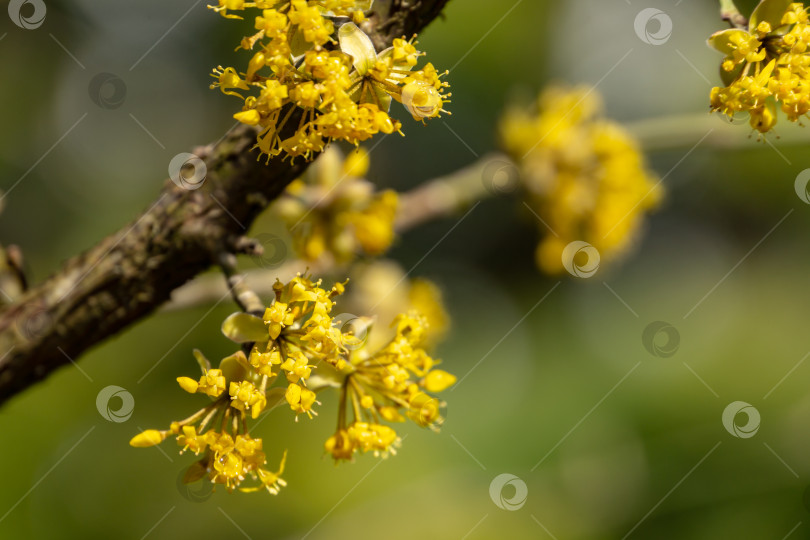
[{"xmin": 0, "ymin": 0, "xmax": 451, "ymax": 406}]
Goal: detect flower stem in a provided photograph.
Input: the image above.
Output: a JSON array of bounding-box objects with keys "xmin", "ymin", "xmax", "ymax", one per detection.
[
  {"xmin": 720, "ymin": 0, "xmax": 748, "ymax": 28},
  {"xmin": 218, "ymin": 251, "xmax": 265, "ymax": 314}
]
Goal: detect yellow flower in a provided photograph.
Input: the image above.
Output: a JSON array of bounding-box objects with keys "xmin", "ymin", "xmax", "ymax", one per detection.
[
  {"xmin": 197, "ymin": 368, "xmax": 227, "ymax": 398},
  {"xmin": 249, "ymin": 344, "xmax": 282, "ymax": 377},
  {"xmin": 708, "ymin": 1, "xmax": 810, "ymax": 131},
  {"xmin": 285, "ymin": 383, "xmax": 318, "ymax": 417},
  {"xmin": 423, "ymin": 369, "xmax": 456, "ymax": 393},
  {"xmin": 208, "ymin": 1, "xmax": 449, "ymax": 161},
  {"xmin": 336, "ymin": 261, "xmax": 450, "ymax": 353},
  {"xmin": 271, "ymin": 145, "xmax": 399, "ymax": 263},
  {"xmin": 499, "ymin": 86, "xmax": 661, "ymax": 274},
  {"xmin": 132, "ymin": 276, "xmax": 453, "ymax": 493},
  {"xmin": 131, "ymin": 347, "xmax": 289, "ymax": 494},
  {"xmin": 129, "ymin": 429, "xmax": 166, "ymax": 448},
  {"xmin": 177, "ymin": 425, "xmax": 209, "ymax": 455},
  {"xmin": 325, "ymin": 310, "xmax": 454, "ymax": 462},
  {"xmin": 324, "ymin": 422, "xmax": 399, "ymax": 459},
  {"xmin": 247, "ymin": 450, "xmax": 288, "ymax": 495},
  {"xmin": 279, "ymin": 350, "xmax": 313, "ymax": 382},
  {"xmin": 263, "ymin": 302, "xmax": 294, "ymax": 340},
  {"xmin": 289, "ymin": 0, "xmax": 335, "ymax": 46},
  {"xmin": 229, "ymin": 380, "xmax": 268, "ymax": 419},
  {"xmin": 350, "ymin": 190, "xmax": 399, "ymax": 255}
]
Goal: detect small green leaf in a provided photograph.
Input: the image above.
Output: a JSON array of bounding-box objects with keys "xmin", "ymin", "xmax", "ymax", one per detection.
[
  {"xmin": 749, "ymin": 0, "xmax": 791, "ymax": 30},
  {"xmin": 338, "ymin": 22, "xmax": 377, "ymax": 76},
  {"xmin": 354, "ymin": 82, "xmax": 392, "ymax": 111},
  {"xmin": 182, "ymin": 460, "xmax": 207, "ymax": 484},
  {"xmin": 289, "ymin": 27, "xmax": 309, "ymax": 58},
  {"xmin": 219, "ymin": 350, "xmax": 251, "ymax": 383},
  {"xmin": 707, "ymin": 29, "xmax": 747, "ymax": 54},
  {"xmin": 307, "ymin": 366, "xmax": 344, "ymax": 391},
  {"xmin": 192, "ymin": 348, "xmax": 211, "ymax": 372},
  {"xmin": 221, "ymin": 312, "xmax": 268, "ymax": 343}
]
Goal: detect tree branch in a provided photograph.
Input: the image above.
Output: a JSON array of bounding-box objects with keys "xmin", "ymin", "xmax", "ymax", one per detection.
[
  {"xmin": 162, "ymin": 152, "xmax": 507, "ymax": 311},
  {"xmin": 0, "ymin": 0, "xmax": 452, "ymax": 407}
]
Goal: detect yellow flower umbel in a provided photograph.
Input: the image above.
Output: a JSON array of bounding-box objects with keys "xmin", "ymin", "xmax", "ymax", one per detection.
[
  {"xmin": 232, "ymin": 274, "xmax": 350, "ymax": 417},
  {"xmin": 272, "ymin": 145, "xmax": 399, "ymax": 263},
  {"xmin": 208, "ymin": 0, "xmax": 450, "ymax": 161},
  {"xmin": 325, "ymin": 311, "xmax": 456, "ymax": 462},
  {"xmin": 500, "ymin": 87, "xmax": 662, "ymax": 274},
  {"xmin": 709, "ymin": 0, "xmax": 810, "ymax": 132},
  {"xmin": 129, "ymin": 348, "xmax": 288, "ymax": 494},
  {"xmin": 130, "ymin": 274, "xmax": 455, "ymax": 493},
  {"xmin": 130, "ymin": 274, "xmax": 348, "ymax": 493}
]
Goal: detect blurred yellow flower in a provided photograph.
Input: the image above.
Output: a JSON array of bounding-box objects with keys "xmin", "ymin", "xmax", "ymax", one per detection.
[
  {"xmin": 272, "ymin": 145, "xmax": 399, "ymax": 264},
  {"xmin": 341, "ymin": 260, "xmax": 450, "ymax": 351},
  {"xmin": 500, "ymin": 86, "xmax": 662, "ymax": 274}
]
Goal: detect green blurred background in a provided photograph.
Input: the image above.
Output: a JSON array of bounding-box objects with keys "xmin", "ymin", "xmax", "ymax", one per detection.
[{"xmin": 4, "ymin": 0, "xmax": 810, "ymax": 538}]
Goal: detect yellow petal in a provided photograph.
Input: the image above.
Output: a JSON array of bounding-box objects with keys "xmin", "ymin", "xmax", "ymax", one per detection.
[
  {"xmin": 285, "ymin": 383, "xmax": 301, "ymax": 406},
  {"xmin": 129, "ymin": 429, "xmax": 166, "ymax": 448},
  {"xmin": 177, "ymin": 376, "xmax": 199, "ymax": 394},
  {"xmin": 342, "ymin": 147, "xmax": 370, "ymax": 178},
  {"xmin": 219, "ymin": 350, "xmax": 250, "ymax": 383},
  {"xmin": 234, "ymin": 109, "xmax": 261, "ymax": 126},
  {"xmin": 379, "ymin": 406, "xmax": 405, "ymax": 422},
  {"xmin": 423, "ymin": 369, "xmax": 457, "ymax": 392}
]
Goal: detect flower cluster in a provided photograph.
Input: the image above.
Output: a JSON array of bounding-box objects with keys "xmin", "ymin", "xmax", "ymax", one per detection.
[
  {"xmin": 325, "ymin": 312, "xmax": 455, "ymax": 461},
  {"xmin": 709, "ymin": 1, "xmax": 810, "ymax": 132},
  {"xmin": 500, "ymin": 87, "xmax": 662, "ymax": 274},
  {"xmin": 130, "ymin": 274, "xmax": 454, "ymax": 494},
  {"xmin": 130, "ymin": 349, "xmax": 288, "ymax": 494},
  {"xmin": 208, "ymin": 0, "xmax": 450, "ymax": 161},
  {"xmin": 272, "ymin": 145, "xmax": 398, "ymax": 263}
]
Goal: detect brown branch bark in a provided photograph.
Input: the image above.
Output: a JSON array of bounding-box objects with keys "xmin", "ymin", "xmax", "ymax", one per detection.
[
  {"xmin": 162, "ymin": 152, "xmax": 507, "ymax": 311},
  {"xmin": 0, "ymin": 0, "xmax": 451, "ymax": 407}
]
